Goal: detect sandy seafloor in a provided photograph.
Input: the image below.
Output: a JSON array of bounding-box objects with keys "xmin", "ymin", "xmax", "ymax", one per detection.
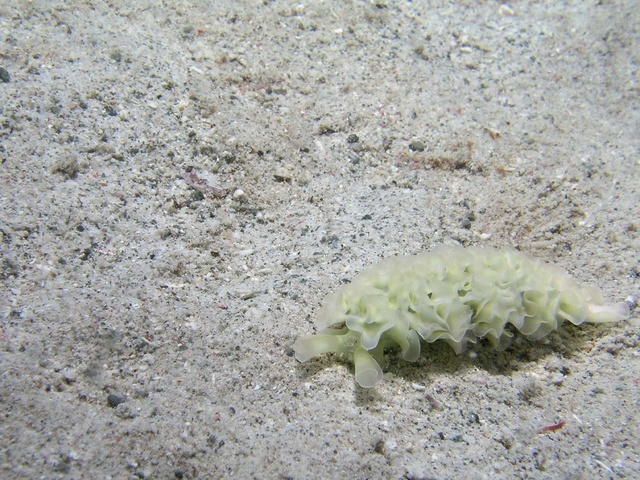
[{"xmin": 1, "ymin": 1, "xmax": 639, "ymax": 478}]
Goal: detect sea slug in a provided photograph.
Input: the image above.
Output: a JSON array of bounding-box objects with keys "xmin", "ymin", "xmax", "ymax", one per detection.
[{"xmin": 293, "ymin": 245, "xmax": 630, "ymax": 388}]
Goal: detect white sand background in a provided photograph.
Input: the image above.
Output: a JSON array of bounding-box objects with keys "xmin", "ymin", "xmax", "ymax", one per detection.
[{"xmin": 1, "ymin": 1, "xmax": 639, "ymax": 478}]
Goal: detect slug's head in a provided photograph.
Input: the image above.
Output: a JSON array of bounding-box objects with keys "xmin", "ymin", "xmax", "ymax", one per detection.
[{"xmin": 575, "ymin": 286, "xmax": 630, "ymax": 324}]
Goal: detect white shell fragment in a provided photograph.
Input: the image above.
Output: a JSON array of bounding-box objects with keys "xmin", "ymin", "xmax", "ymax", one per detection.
[{"xmin": 293, "ymin": 245, "xmax": 630, "ymax": 388}]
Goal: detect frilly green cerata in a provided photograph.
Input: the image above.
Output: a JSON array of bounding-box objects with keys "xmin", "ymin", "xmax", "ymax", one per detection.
[{"xmin": 293, "ymin": 245, "xmax": 630, "ymax": 388}]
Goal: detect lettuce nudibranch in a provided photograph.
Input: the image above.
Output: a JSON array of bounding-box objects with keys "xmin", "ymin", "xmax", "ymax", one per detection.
[{"xmin": 293, "ymin": 245, "xmax": 630, "ymax": 388}]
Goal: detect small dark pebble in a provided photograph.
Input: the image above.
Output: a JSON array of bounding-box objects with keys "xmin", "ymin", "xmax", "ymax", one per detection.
[
  {"xmin": 52, "ymin": 155, "xmax": 79, "ymax": 179},
  {"xmin": 273, "ymin": 173, "xmax": 292, "ymax": 183},
  {"xmin": 347, "ymin": 133, "xmax": 359, "ymax": 143},
  {"xmin": 1, "ymin": 257, "xmax": 20, "ymax": 279},
  {"xmin": 51, "ymin": 459, "xmax": 71, "ymax": 473},
  {"xmin": 318, "ymin": 125, "xmax": 337, "ymax": 135},
  {"xmin": 107, "ymin": 393, "xmax": 128, "ymax": 408},
  {"xmin": 0, "ymin": 67, "xmax": 10, "ymax": 83},
  {"xmin": 373, "ymin": 439, "xmax": 385, "ymax": 454},
  {"xmin": 221, "ymin": 151, "xmax": 236, "ymax": 163},
  {"xmin": 409, "ymin": 140, "xmax": 425, "ymax": 152},
  {"xmin": 104, "ymin": 104, "xmax": 118, "ymax": 116}
]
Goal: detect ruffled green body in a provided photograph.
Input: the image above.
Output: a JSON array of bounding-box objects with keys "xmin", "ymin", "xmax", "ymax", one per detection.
[{"xmin": 294, "ymin": 245, "xmax": 629, "ymax": 388}]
